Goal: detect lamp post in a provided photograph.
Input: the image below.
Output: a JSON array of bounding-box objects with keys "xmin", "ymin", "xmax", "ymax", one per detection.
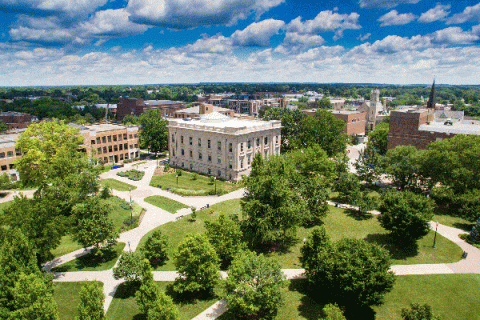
[
  {"xmin": 176, "ymin": 174, "xmax": 179, "ymax": 187},
  {"xmin": 432, "ymin": 221, "xmax": 439, "ymax": 248},
  {"xmin": 214, "ymin": 176, "xmax": 217, "ymax": 195},
  {"xmin": 129, "ymin": 187, "xmax": 133, "ymax": 225}
]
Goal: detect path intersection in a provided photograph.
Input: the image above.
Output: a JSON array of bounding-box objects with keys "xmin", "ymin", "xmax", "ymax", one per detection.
[{"xmin": 2, "ymin": 158, "xmax": 479, "ymax": 319}]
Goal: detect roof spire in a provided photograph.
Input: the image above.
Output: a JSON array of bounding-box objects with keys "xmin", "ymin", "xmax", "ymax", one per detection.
[{"xmin": 426, "ymin": 78, "xmax": 435, "ymax": 109}]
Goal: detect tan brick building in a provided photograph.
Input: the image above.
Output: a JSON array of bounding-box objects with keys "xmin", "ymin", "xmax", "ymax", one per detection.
[
  {"xmin": 174, "ymin": 104, "xmax": 234, "ymax": 119},
  {"xmin": 168, "ymin": 112, "xmax": 281, "ymax": 181},
  {"xmin": 0, "ymin": 133, "xmax": 21, "ymax": 180},
  {"xmin": 387, "ymin": 108, "xmax": 480, "ymax": 150},
  {"xmin": 78, "ymin": 123, "xmax": 140, "ymax": 164},
  {"xmin": 302, "ymin": 109, "xmax": 366, "ymax": 136}
]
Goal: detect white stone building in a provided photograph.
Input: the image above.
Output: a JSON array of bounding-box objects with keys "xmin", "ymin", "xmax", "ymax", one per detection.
[
  {"xmin": 167, "ymin": 112, "xmax": 282, "ymax": 181},
  {"xmin": 359, "ymin": 89, "xmax": 386, "ymax": 130}
]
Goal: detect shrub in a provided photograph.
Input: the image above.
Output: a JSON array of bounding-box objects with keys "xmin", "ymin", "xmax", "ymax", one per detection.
[
  {"xmin": 113, "ymin": 251, "xmax": 144, "ymax": 284},
  {"xmin": 470, "ymin": 218, "xmax": 480, "ymax": 244},
  {"xmin": 175, "ymin": 169, "xmax": 182, "ymax": 177},
  {"xmin": 142, "ymin": 230, "xmax": 169, "ymax": 265},
  {"xmin": 117, "ymin": 169, "xmax": 145, "ymax": 181},
  {"xmin": 401, "ymin": 303, "xmax": 441, "ymax": 320},
  {"xmin": 192, "ymin": 173, "xmax": 198, "ymax": 180}
]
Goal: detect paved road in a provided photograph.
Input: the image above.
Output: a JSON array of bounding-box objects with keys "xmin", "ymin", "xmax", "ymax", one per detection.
[{"xmin": 3, "ymin": 159, "xmax": 479, "ymax": 319}]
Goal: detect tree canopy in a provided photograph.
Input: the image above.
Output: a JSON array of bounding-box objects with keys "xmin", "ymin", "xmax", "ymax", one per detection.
[
  {"xmin": 138, "ymin": 109, "xmax": 168, "ymax": 155},
  {"xmin": 261, "ymin": 107, "xmax": 306, "ymax": 152}
]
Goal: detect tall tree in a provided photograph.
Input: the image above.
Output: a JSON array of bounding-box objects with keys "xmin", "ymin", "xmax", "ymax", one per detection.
[
  {"xmin": 77, "ymin": 282, "xmax": 105, "ymax": 320},
  {"xmin": 368, "ymin": 122, "xmax": 389, "ymax": 155},
  {"xmin": 292, "ymin": 109, "xmax": 347, "ymax": 156},
  {"xmin": 139, "ymin": 109, "xmax": 168, "ymax": 156},
  {"xmin": 379, "ymin": 190, "xmax": 435, "ymax": 246},
  {"xmin": 205, "ymin": 214, "xmax": 245, "ymax": 266},
  {"xmin": 141, "ymin": 230, "xmax": 169, "ymax": 266},
  {"xmin": 225, "ymin": 250, "xmax": 285, "ymax": 320},
  {"xmin": 136, "ymin": 260, "xmax": 160, "ymax": 315},
  {"xmin": 147, "ymin": 293, "xmax": 180, "ymax": 320},
  {"xmin": 113, "ymin": 251, "xmax": 145, "ymax": 284},
  {"xmin": 15, "ymin": 119, "xmax": 86, "ymax": 188},
  {"xmin": 261, "ymin": 107, "xmax": 306, "ymax": 152},
  {"xmin": 173, "ymin": 234, "xmax": 220, "ymax": 295}
]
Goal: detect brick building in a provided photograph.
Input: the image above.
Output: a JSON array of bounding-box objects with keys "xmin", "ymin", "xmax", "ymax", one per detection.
[
  {"xmin": 116, "ymin": 97, "xmax": 186, "ymax": 120},
  {"xmin": 0, "ymin": 112, "xmax": 37, "ymax": 130},
  {"xmin": 0, "ymin": 133, "xmax": 21, "ymax": 181},
  {"xmin": 174, "ymin": 104, "xmax": 234, "ymax": 119},
  {"xmin": 387, "ymin": 108, "xmax": 480, "ymax": 150},
  {"xmin": 168, "ymin": 112, "xmax": 281, "ymax": 181},
  {"xmin": 77, "ymin": 123, "xmax": 140, "ymax": 164},
  {"xmin": 302, "ymin": 109, "xmax": 367, "ymax": 136}
]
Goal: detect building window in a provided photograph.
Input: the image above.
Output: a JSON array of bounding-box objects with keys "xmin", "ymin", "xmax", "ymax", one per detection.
[
  {"xmin": 208, "ymin": 168, "xmax": 211, "ymax": 175},
  {"xmin": 172, "ymin": 134, "xmax": 175, "ymax": 142},
  {"xmin": 217, "ymin": 170, "xmax": 221, "ymax": 177},
  {"xmin": 130, "ymin": 144, "xmax": 134, "ymax": 149},
  {"xmin": 124, "ymin": 143, "xmax": 128, "ymax": 149},
  {"xmin": 190, "ymin": 150, "xmax": 193, "ymax": 158},
  {"xmin": 113, "ymin": 135, "xmax": 117, "ymax": 142},
  {"xmin": 198, "ymin": 138, "xmax": 201, "ymax": 147},
  {"xmin": 181, "ymin": 136, "xmax": 184, "ymax": 144},
  {"xmin": 129, "ymin": 134, "xmax": 133, "ymax": 139},
  {"xmin": 217, "ymin": 141, "xmax": 221, "ymax": 151},
  {"xmin": 256, "ymin": 138, "xmax": 260, "ymax": 146},
  {"xmin": 181, "ymin": 149, "xmax": 184, "ymax": 156},
  {"xmin": 172, "ymin": 150, "xmax": 175, "ymax": 156},
  {"xmin": 7, "ymin": 151, "xmax": 13, "ymax": 157},
  {"xmin": 108, "ymin": 146, "xmax": 113, "ymax": 153},
  {"xmin": 134, "ymin": 134, "xmax": 138, "ymax": 138},
  {"xmin": 190, "ymin": 164, "xmax": 193, "ymax": 170},
  {"xmin": 189, "ymin": 137, "xmax": 192, "ymax": 145},
  {"xmin": 15, "ymin": 149, "xmax": 21, "ymax": 156},
  {"xmin": 208, "ymin": 155, "xmax": 212, "ymax": 162},
  {"xmin": 207, "ymin": 139, "xmax": 211, "ymax": 148},
  {"xmin": 113, "ymin": 145, "xmax": 118, "ymax": 152},
  {"xmin": 125, "ymin": 153, "xmax": 129, "ymax": 159},
  {"xmin": 240, "ymin": 158, "xmax": 244, "ymax": 169},
  {"xmin": 102, "ymin": 136, "xmax": 106, "ymax": 143},
  {"xmin": 264, "ymin": 150, "xmax": 268, "ymax": 158},
  {"xmin": 240, "ymin": 143, "xmax": 244, "ymax": 152},
  {"xmin": 264, "ymin": 137, "xmax": 268, "ymax": 144},
  {"xmin": 119, "ymin": 144, "xmax": 123, "ymax": 151},
  {"xmin": 97, "ymin": 147, "xmax": 102, "ymax": 154},
  {"xmin": 217, "ymin": 156, "xmax": 221, "ymax": 164},
  {"xmin": 248, "ymin": 140, "xmax": 251, "ymax": 149},
  {"xmin": 108, "ymin": 136, "xmax": 112, "ymax": 142},
  {"xmin": 96, "ymin": 137, "xmax": 101, "ymax": 144},
  {"xmin": 229, "ymin": 160, "xmax": 232, "ymax": 169},
  {"xmin": 123, "ymin": 134, "xmax": 127, "ymax": 140},
  {"xmin": 103, "ymin": 147, "xmax": 107, "ymax": 153},
  {"xmin": 118, "ymin": 134, "xmax": 122, "ymax": 141},
  {"xmin": 228, "ymin": 143, "xmax": 232, "ymax": 152},
  {"xmin": 182, "ymin": 162, "xmax": 184, "ymax": 168},
  {"xmin": 91, "ymin": 140, "xmax": 95, "ymax": 145},
  {"xmin": 120, "ymin": 154, "xmax": 124, "ymax": 160},
  {"xmin": 247, "ymin": 155, "xmax": 251, "ymax": 165},
  {"xmin": 1, "ymin": 165, "xmax": 6, "ymax": 171},
  {"xmin": 199, "ymin": 152, "xmax": 202, "ymax": 160},
  {"xmin": 109, "ymin": 156, "xmax": 113, "ymax": 162}
]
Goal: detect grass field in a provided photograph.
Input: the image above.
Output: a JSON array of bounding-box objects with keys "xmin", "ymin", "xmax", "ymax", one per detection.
[
  {"xmin": 433, "ymin": 213, "xmax": 474, "ymax": 232},
  {"xmin": 52, "ymin": 197, "xmax": 143, "ymax": 258},
  {"xmin": 54, "ymin": 281, "xmax": 103, "ymax": 320},
  {"xmin": 150, "ymin": 171, "xmax": 242, "ymax": 196},
  {"xmin": 100, "ymin": 178, "xmax": 136, "ymax": 191},
  {"xmin": 52, "ymin": 242, "xmax": 125, "ymax": 272},
  {"xmin": 0, "ymin": 200, "xmax": 12, "ymax": 212},
  {"xmin": 137, "ymin": 199, "xmax": 462, "ymax": 270},
  {"xmin": 106, "ymin": 281, "xmax": 224, "ymax": 320},
  {"xmin": 144, "ymin": 195, "xmax": 189, "ymax": 213}
]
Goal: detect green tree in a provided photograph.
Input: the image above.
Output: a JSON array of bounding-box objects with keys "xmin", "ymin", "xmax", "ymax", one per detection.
[
  {"xmin": 323, "ymin": 303, "xmax": 346, "ymax": 320},
  {"xmin": 136, "ymin": 260, "xmax": 159, "ymax": 315},
  {"xmin": 368, "ymin": 122, "xmax": 389, "ymax": 155},
  {"xmin": 147, "ymin": 293, "xmax": 180, "ymax": 320},
  {"xmin": 205, "ymin": 214, "xmax": 245, "ymax": 266},
  {"xmin": 292, "ymin": 109, "xmax": 347, "ymax": 156},
  {"xmin": 139, "ymin": 109, "xmax": 168, "ymax": 156},
  {"xmin": 261, "ymin": 107, "xmax": 306, "ymax": 152},
  {"xmin": 378, "ymin": 191, "xmax": 435, "ymax": 246},
  {"xmin": 141, "ymin": 230, "xmax": 169, "ymax": 265},
  {"xmin": 10, "ymin": 273, "xmax": 59, "ymax": 320},
  {"xmin": 72, "ymin": 197, "xmax": 118, "ymax": 253},
  {"xmin": 470, "ymin": 218, "xmax": 480, "ymax": 244},
  {"xmin": 0, "ymin": 121, "xmax": 7, "ymax": 133},
  {"xmin": 0, "ymin": 172, "xmax": 12, "ymax": 189},
  {"xmin": 316, "ymin": 97, "xmax": 332, "ymax": 109},
  {"xmin": 15, "ymin": 119, "xmax": 86, "ymax": 188},
  {"xmin": 173, "ymin": 234, "xmax": 220, "ymax": 295},
  {"xmin": 0, "ymin": 228, "xmax": 40, "ymax": 317},
  {"xmin": 113, "ymin": 251, "xmax": 144, "ymax": 284},
  {"xmin": 382, "ymin": 146, "xmax": 427, "ymax": 192},
  {"xmin": 401, "ymin": 303, "xmax": 441, "ymax": 320},
  {"xmin": 1, "ymin": 195, "xmax": 66, "ymax": 263},
  {"xmin": 354, "ymin": 143, "xmax": 382, "ymax": 185},
  {"xmin": 301, "ymin": 230, "xmax": 395, "ymax": 308},
  {"xmin": 225, "ymin": 250, "xmax": 285, "ymax": 320},
  {"xmin": 76, "ymin": 282, "xmax": 105, "ymax": 320}
]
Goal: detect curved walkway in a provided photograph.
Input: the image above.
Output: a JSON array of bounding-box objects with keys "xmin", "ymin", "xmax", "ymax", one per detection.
[{"xmin": 3, "ymin": 159, "xmax": 479, "ymax": 319}]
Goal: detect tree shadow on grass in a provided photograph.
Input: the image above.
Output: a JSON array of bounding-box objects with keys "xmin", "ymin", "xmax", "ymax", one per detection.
[
  {"xmin": 364, "ymin": 233, "xmax": 419, "ymax": 261},
  {"xmin": 452, "ymin": 222, "xmax": 473, "ymax": 232},
  {"xmin": 344, "ymin": 208, "xmax": 374, "ymax": 221},
  {"xmin": 165, "ymin": 283, "xmax": 218, "ymax": 307},
  {"xmin": 113, "ymin": 283, "xmax": 146, "ymax": 320},
  {"xmin": 52, "ymin": 246, "xmax": 121, "ymax": 272},
  {"xmin": 288, "ymin": 280, "xmax": 376, "ymax": 320}
]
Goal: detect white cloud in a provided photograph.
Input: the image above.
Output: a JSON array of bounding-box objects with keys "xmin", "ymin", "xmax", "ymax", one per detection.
[
  {"xmin": 447, "ymin": 2, "xmax": 480, "ymax": 24},
  {"xmin": 287, "ymin": 10, "xmax": 361, "ymax": 40},
  {"xmin": 80, "ymin": 9, "xmax": 149, "ymax": 37},
  {"xmin": 185, "ymin": 34, "xmax": 233, "ymax": 53},
  {"xmin": 378, "ymin": 10, "xmax": 416, "ymax": 27},
  {"xmin": 126, "ymin": 0, "xmax": 284, "ymax": 29},
  {"xmin": 431, "ymin": 26, "xmax": 479, "ymax": 45},
  {"xmin": 275, "ymin": 32, "xmax": 325, "ymax": 54},
  {"xmin": 111, "ymin": 46, "xmax": 121, "ymax": 52},
  {"xmin": 358, "ymin": 0, "xmax": 420, "ymax": 9},
  {"xmin": 230, "ymin": 19, "xmax": 285, "ymax": 46},
  {"xmin": 0, "ymin": 0, "xmax": 107, "ymax": 17},
  {"xmin": 9, "ymin": 25, "xmax": 74, "ymax": 44},
  {"xmin": 418, "ymin": 4, "xmax": 451, "ymax": 23},
  {"xmin": 357, "ymin": 33, "xmax": 371, "ymax": 41}
]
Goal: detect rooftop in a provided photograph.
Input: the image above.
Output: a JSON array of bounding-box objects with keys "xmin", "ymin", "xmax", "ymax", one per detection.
[
  {"xmin": 70, "ymin": 123, "xmax": 139, "ymax": 133},
  {"xmin": 175, "ymin": 105, "xmax": 231, "ymax": 114},
  {"xmin": 419, "ymin": 121, "xmax": 480, "ymax": 135},
  {"xmin": 0, "ymin": 133, "xmax": 21, "ymax": 145}
]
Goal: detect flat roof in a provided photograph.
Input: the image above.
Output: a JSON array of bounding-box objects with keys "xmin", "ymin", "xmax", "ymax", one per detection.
[
  {"xmin": 419, "ymin": 121, "xmax": 480, "ymax": 135},
  {"xmin": 176, "ymin": 106, "xmax": 231, "ymax": 114},
  {"xmin": 168, "ymin": 116, "xmax": 280, "ymax": 130},
  {"xmin": 74, "ymin": 123, "xmax": 139, "ymax": 133}
]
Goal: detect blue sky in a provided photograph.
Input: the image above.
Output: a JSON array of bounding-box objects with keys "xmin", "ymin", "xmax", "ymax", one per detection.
[{"xmin": 0, "ymin": 0, "xmax": 479, "ymax": 86}]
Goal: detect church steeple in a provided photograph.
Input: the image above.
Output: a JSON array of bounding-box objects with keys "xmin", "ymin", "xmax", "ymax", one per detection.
[{"xmin": 426, "ymin": 79, "xmax": 435, "ymax": 109}]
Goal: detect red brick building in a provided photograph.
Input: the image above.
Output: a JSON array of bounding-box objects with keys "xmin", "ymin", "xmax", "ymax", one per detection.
[
  {"xmin": 302, "ymin": 109, "xmax": 366, "ymax": 136},
  {"xmin": 116, "ymin": 97, "xmax": 186, "ymax": 120},
  {"xmin": 0, "ymin": 112, "xmax": 37, "ymax": 130}
]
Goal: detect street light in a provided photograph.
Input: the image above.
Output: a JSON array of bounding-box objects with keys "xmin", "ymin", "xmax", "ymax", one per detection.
[
  {"xmin": 214, "ymin": 176, "xmax": 217, "ymax": 195},
  {"xmin": 176, "ymin": 174, "xmax": 179, "ymax": 187},
  {"xmin": 129, "ymin": 187, "xmax": 133, "ymax": 225},
  {"xmin": 432, "ymin": 221, "xmax": 439, "ymax": 248}
]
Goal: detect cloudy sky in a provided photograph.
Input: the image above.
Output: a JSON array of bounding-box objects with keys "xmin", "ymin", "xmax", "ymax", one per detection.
[{"xmin": 1, "ymin": 0, "xmax": 480, "ymax": 86}]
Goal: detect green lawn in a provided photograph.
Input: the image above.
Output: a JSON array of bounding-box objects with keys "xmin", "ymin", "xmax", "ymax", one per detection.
[
  {"xmin": 433, "ymin": 213, "xmax": 474, "ymax": 232},
  {"xmin": 100, "ymin": 178, "xmax": 136, "ymax": 191},
  {"xmin": 137, "ymin": 199, "xmax": 463, "ymax": 270},
  {"xmin": 0, "ymin": 200, "xmax": 12, "ymax": 212},
  {"xmin": 52, "ymin": 242, "xmax": 125, "ymax": 272},
  {"xmin": 374, "ymin": 274, "xmax": 480, "ymax": 320},
  {"xmin": 137, "ymin": 199, "xmax": 241, "ymax": 271},
  {"xmin": 106, "ymin": 281, "xmax": 224, "ymax": 320},
  {"xmin": 54, "ymin": 281, "xmax": 103, "ymax": 320},
  {"xmin": 144, "ymin": 195, "xmax": 189, "ymax": 213},
  {"xmin": 51, "ymin": 197, "xmax": 144, "ymax": 258},
  {"xmin": 220, "ymin": 275, "xmax": 480, "ymax": 320},
  {"xmin": 150, "ymin": 171, "xmax": 242, "ymax": 196}
]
